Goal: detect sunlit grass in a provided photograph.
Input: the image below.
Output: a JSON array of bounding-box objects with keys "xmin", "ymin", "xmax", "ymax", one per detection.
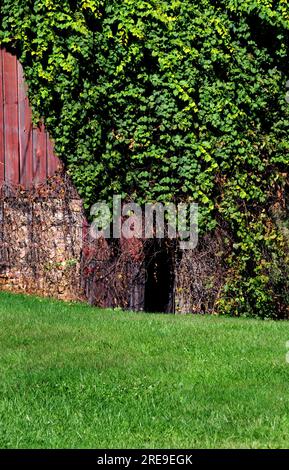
[{"xmin": 0, "ymin": 291, "xmax": 288, "ymax": 448}]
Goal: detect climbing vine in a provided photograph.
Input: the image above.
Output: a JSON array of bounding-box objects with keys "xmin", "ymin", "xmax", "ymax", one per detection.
[{"xmin": 1, "ymin": 0, "xmax": 289, "ymax": 316}]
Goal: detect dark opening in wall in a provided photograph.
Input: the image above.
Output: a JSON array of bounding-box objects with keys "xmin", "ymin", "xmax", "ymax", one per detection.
[{"xmin": 144, "ymin": 240, "xmax": 175, "ymax": 313}]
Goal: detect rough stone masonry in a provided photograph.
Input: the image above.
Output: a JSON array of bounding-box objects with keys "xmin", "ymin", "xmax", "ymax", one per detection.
[{"xmin": 0, "ymin": 173, "xmax": 86, "ymax": 301}]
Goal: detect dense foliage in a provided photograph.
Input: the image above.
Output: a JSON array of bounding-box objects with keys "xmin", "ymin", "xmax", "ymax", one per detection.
[{"xmin": 1, "ymin": 0, "xmax": 289, "ymax": 317}]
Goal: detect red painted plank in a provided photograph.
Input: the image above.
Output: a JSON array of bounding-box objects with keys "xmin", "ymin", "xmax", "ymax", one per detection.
[
  {"xmin": 0, "ymin": 50, "xmax": 5, "ymax": 184},
  {"xmin": 18, "ymin": 59, "xmax": 33, "ymax": 189},
  {"xmin": 33, "ymin": 122, "xmax": 47, "ymax": 184},
  {"xmin": 47, "ymin": 132, "xmax": 60, "ymax": 177},
  {"xmin": 3, "ymin": 50, "xmax": 19, "ymax": 185},
  {"xmin": 1, "ymin": 48, "xmax": 61, "ymax": 186}
]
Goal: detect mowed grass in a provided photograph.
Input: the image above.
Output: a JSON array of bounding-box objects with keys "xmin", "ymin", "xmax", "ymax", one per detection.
[{"xmin": 0, "ymin": 291, "xmax": 289, "ymax": 449}]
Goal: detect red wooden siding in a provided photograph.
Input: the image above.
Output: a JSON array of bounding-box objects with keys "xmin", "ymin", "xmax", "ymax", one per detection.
[
  {"xmin": 0, "ymin": 51, "xmax": 4, "ymax": 182},
  {"xmin": 0, "ymin": 48, "xmax": 60, "ymax": 188},
  {"xmin": 33, "ymin": 123, "xmax": 47, "ymax": 185},
  {"xmin": 3, "ymin": 51, "xmax": 19, "ymax": 185},
  {"xmin": 18, "ymin": 58, "xmax": 33, "ymax": 187},
  {"xmin": 47, "ymin": 131, "xmax": 59, "ymax": 178}
]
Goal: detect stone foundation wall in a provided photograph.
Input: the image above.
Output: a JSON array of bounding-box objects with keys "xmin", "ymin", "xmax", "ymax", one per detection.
[
  {"xmin": 0, "ymin": 178, "xmax": 227, "ymax": 314},
  {"xmin": 0, "ymin": 176, "xmax": 86, "ymax": 301},
  {"xmin": 174, "ymin": 230, "xmax": 227, "ymax": 314}
]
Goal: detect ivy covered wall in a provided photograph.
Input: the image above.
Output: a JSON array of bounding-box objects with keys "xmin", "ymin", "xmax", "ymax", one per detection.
[{"xmin": 1, "ymin": 0, "xmax": 289, "ymax": 316}]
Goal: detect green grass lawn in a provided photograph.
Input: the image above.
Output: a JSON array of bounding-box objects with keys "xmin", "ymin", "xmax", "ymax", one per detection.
[{"xmin": 0, "ymin": 291, "xmax": 289, "ymax": 449}]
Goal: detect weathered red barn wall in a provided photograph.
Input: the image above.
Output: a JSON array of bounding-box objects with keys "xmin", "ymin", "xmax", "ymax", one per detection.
[{"xmin": 0, "ymin": 48, "xmax": 60, "ymax": 188}]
